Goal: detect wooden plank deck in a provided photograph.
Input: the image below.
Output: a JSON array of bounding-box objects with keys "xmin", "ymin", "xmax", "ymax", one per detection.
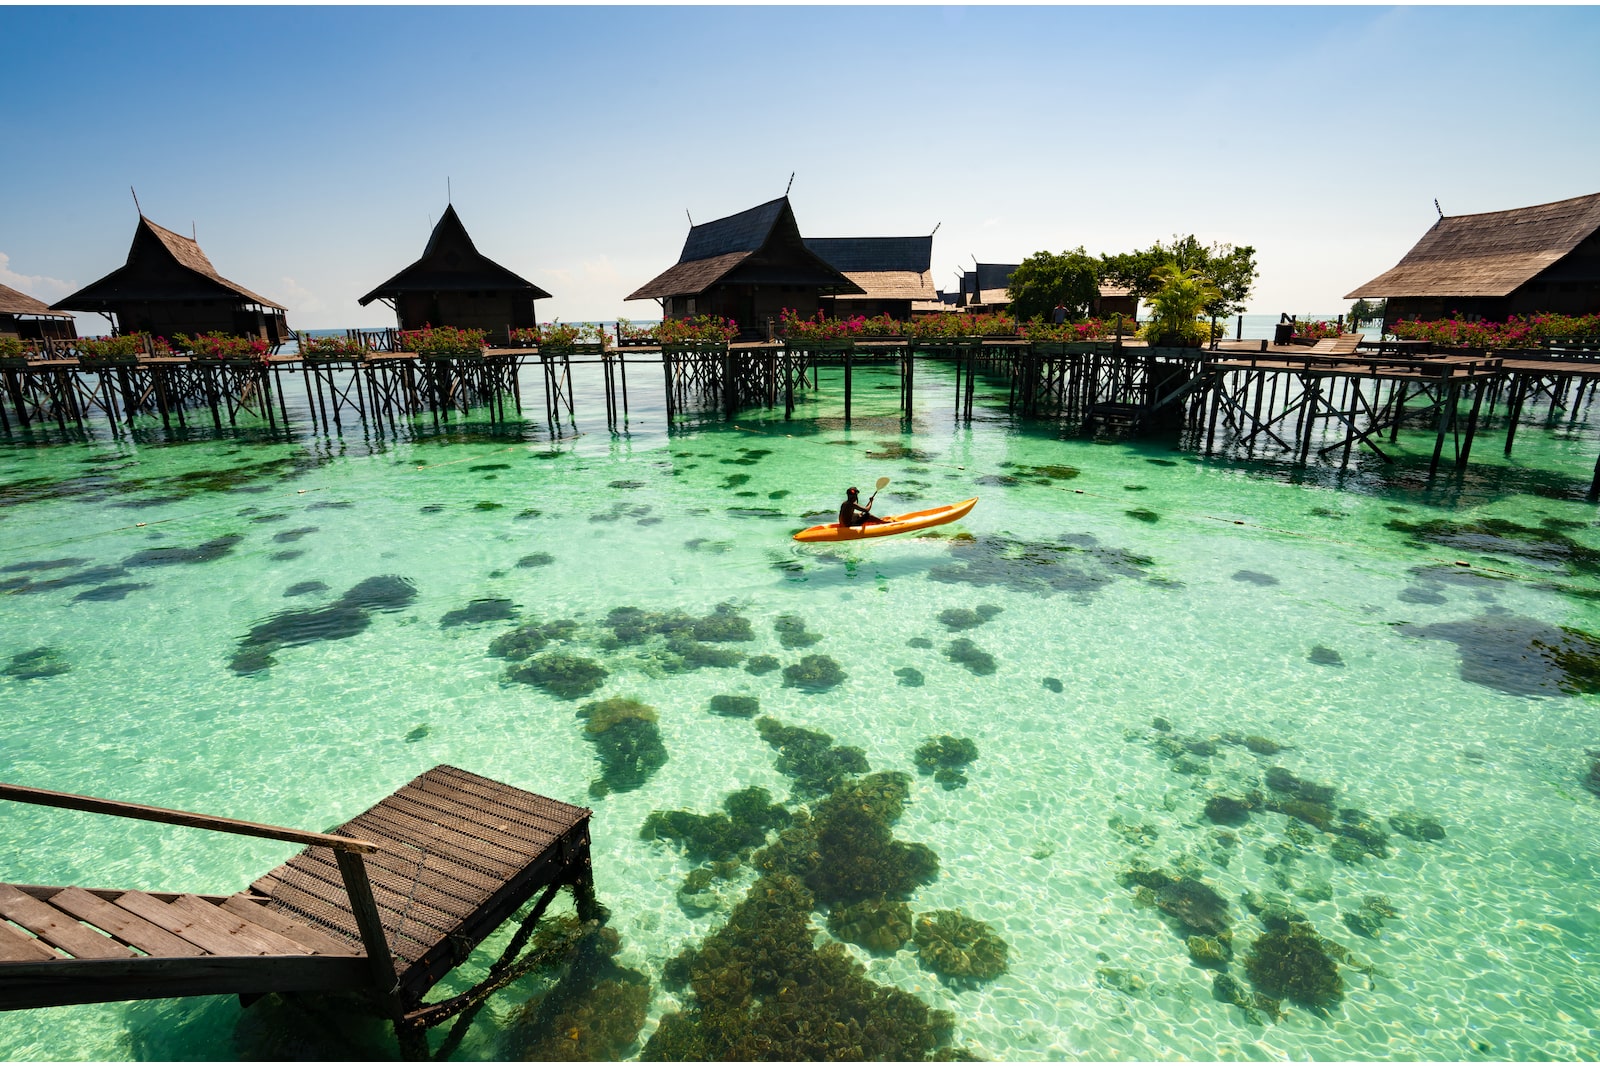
[
  {"xmin": 0, "ymin": 765, "xmax": 592, "ymax": 1023},
  {"xmin": 250, "ymin": 764, "xmax": 592, "ymax": 1009}
]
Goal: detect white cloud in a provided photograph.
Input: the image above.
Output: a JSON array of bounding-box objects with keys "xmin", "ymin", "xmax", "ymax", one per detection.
[
  {"xmin": 0, "ymin": 252, "xmax": 76, "ymax": 303},
  {"xmin": 273, "ymin": 276, "xmax": 325, "ymax": 315}
]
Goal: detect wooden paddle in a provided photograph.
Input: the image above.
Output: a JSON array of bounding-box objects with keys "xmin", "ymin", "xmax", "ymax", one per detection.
[{"xmin": 866, "ymin": 475, "xmax": 890, "ymax": 511}]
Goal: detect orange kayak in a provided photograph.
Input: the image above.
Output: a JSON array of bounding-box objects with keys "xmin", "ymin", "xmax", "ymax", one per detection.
[{"xmin": 793, "ymin": 497, "xmax": 978, "ymax": 543}]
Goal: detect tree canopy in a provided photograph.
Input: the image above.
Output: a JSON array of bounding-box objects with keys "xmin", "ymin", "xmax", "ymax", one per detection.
[
  {"xmin": 1005, "ymin": 248, "xmax": 1100, "ymax": 322},
  {"xmin": 1099, "ymin": 235, "xmax": 1257, "ymax": 318}
]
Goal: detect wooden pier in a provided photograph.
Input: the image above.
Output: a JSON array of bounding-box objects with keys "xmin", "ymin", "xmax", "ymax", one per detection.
[
  {"xmin": 5, "ymin": 333, "xmax": 1600, "ymax": 493},
  {"xmin": 0, "ymin": 766, "xmax": 595, "ymax": 1056}
]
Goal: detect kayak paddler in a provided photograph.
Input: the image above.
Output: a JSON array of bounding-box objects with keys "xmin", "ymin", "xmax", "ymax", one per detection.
[{"xmin": 839, "ymin": 486, "xmax": 886, "ymax": 528}]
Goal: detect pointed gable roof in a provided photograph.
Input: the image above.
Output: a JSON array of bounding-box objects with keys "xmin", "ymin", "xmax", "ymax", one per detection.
[
  {"xmin": 0, "ymin": 282, "xmax": 74, "ymax": 319},
  {"xmin": 1346, "ymin": 191, "xmax": 1600, "ymax": 299},
  {"xmin": 358, "ymin": 204, "xmax": 551, "ymax": 306},
  {"xmin": 626, "ymin": 196, "xmax": 861, "ymax": 301},
  {"xmin": 804, "ymin": 236, "xmax": 936, "ymax": 302},
  {"xmin": 54, "ymin": 215, "xmax": 284, "ymax": 311}
]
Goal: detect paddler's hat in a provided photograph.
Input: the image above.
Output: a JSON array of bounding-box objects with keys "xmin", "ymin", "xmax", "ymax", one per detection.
[{"xmin": 847, "ymin": 486, "xmax": 860, "ymax": 497}]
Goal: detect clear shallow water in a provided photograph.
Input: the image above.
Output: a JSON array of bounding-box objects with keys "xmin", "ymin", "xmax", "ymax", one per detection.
[{"xmin": 2, "ymin": 362, "xmax": 1600, "ymax": 1060}]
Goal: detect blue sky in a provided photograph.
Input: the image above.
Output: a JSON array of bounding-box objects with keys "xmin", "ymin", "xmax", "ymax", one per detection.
[{"xmin": 4, "ymin": 5, "xmax": 1598, "ymax": 330}]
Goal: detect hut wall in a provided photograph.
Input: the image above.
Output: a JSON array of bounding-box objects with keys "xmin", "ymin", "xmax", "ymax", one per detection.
[
  {"xmin": 2, "ymin": 314, "xmax": 78, "ymax": 341},
  {"xmin": 821, "ymin": 297, "xmax": 913, "ymax": 320},
  {"xmin": 396, "ymin": 292, "xmax": 537, "ymax": 339},
  {"xmin": 110, "ymin": 300, "xmax": 277, "ymax": 342}
]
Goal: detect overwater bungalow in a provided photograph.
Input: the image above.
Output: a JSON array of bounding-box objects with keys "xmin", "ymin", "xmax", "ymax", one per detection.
[
  {"xmin": 0, "ymin": 283, "xmax": 76, "ymax": 340},
  {"xmin": 358, "ymin": 204, "xmax": 550, "ymax": 344},
  {"xmin": 959, "ymin": 263, "xmax": 1019, "ymax": 312},
  {"xmin": 953, "ymin": 263, "xmax": 1134, "ymax": 320},
  {"xmin": 53, "ymin": 215, "xmax": 288, "ymax": 344},
  {"xmin": 626, "ymin": 196, "xmax": 862, "ymax": 337},
  {"xmin": 804, "ymin": 235, "xmax": 938, "ymax": 320},
  {"xmin": 1347, "ymin": 190, "xmax": 1600, "ymax": 326}
]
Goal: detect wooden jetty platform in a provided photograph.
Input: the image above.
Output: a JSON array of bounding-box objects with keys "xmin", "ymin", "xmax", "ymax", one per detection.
[
  {"xmin": 6, "ymin": 331, "xmax": 1600, "ymax": 494},
  {"xmin": 0, "ymin": 766, "xmax": 595, "ymax": 1056}
]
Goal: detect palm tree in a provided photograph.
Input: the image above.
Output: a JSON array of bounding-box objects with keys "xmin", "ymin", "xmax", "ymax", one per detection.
[{"xmin": 1141, "ymin": 265, "xmax": 1221, "ymax": 346}]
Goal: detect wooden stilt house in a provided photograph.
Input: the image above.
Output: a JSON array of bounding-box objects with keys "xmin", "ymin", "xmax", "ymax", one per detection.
[
  {"xmin": 804, "ymin": 236, "xmax": 938, "ymax": 320},
  {"xmin": 626, "ymin": 197, "xmax": 862, "ymax": 337},
  {"xmin": 0, "ymin": 283, "xmax": 76, "ymax": 340},
  {"xmin": 1346, "ymin": 191, "xmax": 1600, "ymax": 326},
  {"xmin": 53, "ymin": 216, "xmax": 288, "ymax": 344},
  {"xmin": 358, "ymin": 205, "xmax": 551, "ymax": 343}
]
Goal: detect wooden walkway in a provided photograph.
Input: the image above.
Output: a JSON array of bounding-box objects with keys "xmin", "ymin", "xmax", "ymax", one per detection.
[{"xmin": 0, "ymin": 766, "xmax": 594, "ymax": 1052}]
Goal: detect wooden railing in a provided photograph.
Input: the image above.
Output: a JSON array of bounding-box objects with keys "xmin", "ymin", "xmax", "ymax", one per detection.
[{"xmin": 0, "ymin": 781, "xmax": 400, "ymax": 1013}]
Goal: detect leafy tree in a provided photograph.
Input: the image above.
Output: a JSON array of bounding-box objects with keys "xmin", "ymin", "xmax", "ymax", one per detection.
[
  {"xmin": 1100, "ymin": 235, "xmax": 1257, "ymax": 319},
  {"xmin": 1006, "ymin": 248, "xmax": 1100, "ymax": 322},
  {"xmin": 1348, "ymin": 298, "xmax": 1386, "ymax": 326}
]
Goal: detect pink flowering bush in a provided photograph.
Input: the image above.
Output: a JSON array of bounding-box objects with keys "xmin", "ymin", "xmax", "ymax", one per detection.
[
  {"xmin": 1023, "ymin": 318, "xmax": 1118, "ymax": 343},
  {"xmin": 299, "ymin": 334, "xmax": 369, "ymax": 358},
  {"xmin": 655, "ymin": 315, "xmax": 739, "ymax": 344},
  {"xmin": 1291, "ymin": 320, "xmax": 1344, "ymax": 341},
  {"xmin": 77, "ymin": 332, "xmax": 172, "ymax": 359},
  {"xmin": 510, "ymin": 322, "xmax": 603, "ymax": 349},
  {"xmin": 399, "ymin": 324, "xmax": 488, "ymax": 357},
  {"xmin": 176, "ymin": 332, "xmax": 269, "ymax": 362},
  {"xmin": 1388, "ymin": 313, "xmax": 1600, "ymax": 349}
]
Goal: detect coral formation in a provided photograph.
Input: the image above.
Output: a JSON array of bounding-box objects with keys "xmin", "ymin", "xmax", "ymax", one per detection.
[
  {"xmin": 647, "ymin": 874, "xmax": 955, "ymax": 1060},
  {"xmin": 1204, "ymin": 795, "xmax": 1253, "ymax": 826},
  {"xmin": 503, "ymin": 919, "xmax": 652, "ymax": 1061},
  {"xmin": 755, "ymin": 771, "xmax": 938, "ymax": 906},
  {"xmin": 1042, "ymin": 676, "xmax": 1064, "ymax": 693},
  {"xmin": 1243, "ymin": 924, "xmax": 1345, "ymax": 1010},
  {"xmin": 1387, "ymin": 809, "xmax": 1447, "ymax": 841},
  {"xmin": 640, "ymin": 786, "xmax": 790, "ymax": 863},
  {"xmin": 440, "ymin": 597, "xmax": 519, "ymax": 628},
  {"xmin": 827, "ymin": 897, "xmax": 915, "ymax": 954},
  {"xmin": 743, "ymin": 654, "xmax": 780, "ymax": 676},
  {"xmin": 1186, "ymin": 933, "xmax": 1233, "ymax": 968},
  {"xmin": 781, "ymin": 653, "xmax": 846, "ymax": 692},
  {"xmin": 895, "ymin": 667, "xmax": 926, "ymax": 687},
  {"xmin": 913, "ymin": 736, "xmax": 979, "ymax": 789},
  {"xmin": 708, "ymin": 694, "xmax": 759, "ymax": 718},
  {"xmin": 4, "ymin": 646, "xmax": 70, "ymax": 679},
  {"xmin": 912, "ymin": 910, "xmax": 1009, "ymax": 982},
  {"xmin": 1399, "ymin": 613, "xmax": 1600, "ymax": 696},
  {"xmin": 944, "ymin": 638, "xmax": 997, "ymax": 675},
  {"xmin": 577, "ymin": 697, "xmax": 657, "ymax": 733},
  {"xmin": 774, "ymin": 614, "xmax": 822, "ymax": 649},
  {"xmin": 756, "ymin": 717, "xmax": 870, "ymax": 799},
  {"xmin": 663, "ymin": 637, "xmax": 744, "ymax": 670},
  {"xmin": 508, "ymin": 653, "xmax": 609, "ymax": 699},
  {"xmin": 230, "ymin": 574, "xmax": 417, "ymax": 674},
  {"xmin": 935, "ymin": 605, "xmax": 1001, "ymax": 631},
  {"xmin": 691, "ymin": 606, "xmax": 754, "ymax": 643}
]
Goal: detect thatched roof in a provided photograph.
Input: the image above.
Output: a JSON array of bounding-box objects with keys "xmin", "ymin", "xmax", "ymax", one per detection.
[
  {"xmin": 54, "ymin": 215, "xmax": 284, "ymax": 311},
  {"xmin": 626, "ymin": 197, "xmax": 861, "ymax": 301},
  {"xmin": 358, "ymin": 204, "xmax": 551, "ymax": 306},
  {"xmin": 806, "ymin": 237, "xmax": 936, "ymax": 302},
  {"xmin": 1346, "ymin": 191, "xmax": 1600, "ymax": 299},
  {"xmin": 0, "ymin": 282, "xmax": 73, "ymax": 319}
]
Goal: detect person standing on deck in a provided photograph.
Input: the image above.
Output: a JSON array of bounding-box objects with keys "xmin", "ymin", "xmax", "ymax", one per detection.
[
  {"xmin": 839, "ymin": 487, "xmax": 885, "ymax": 528},
  {"xmin": 1052, "ymin": 300, "xmax": 1068, "ymax": 325}
]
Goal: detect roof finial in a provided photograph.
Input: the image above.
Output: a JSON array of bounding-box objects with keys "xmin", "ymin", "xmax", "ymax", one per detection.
[
  {"xmin": 1434, "ymin": 198, "xmax": 1443, "ymax": 219},
  {"xmin": 930, "ymin": 222, "xmax": 941, "ymax": 237},
  {"xmin": 447, "ymin": 176, "xmax": 452, "ymax": 205},
  {"xmin": 686, "ymin": 208, "xmax": 694, "ymax": 228},
  {"xmin": 785, "ymin": 172, "xmax": 795, "ymax": 196},
  {"xmin": 130, "ymin": 186, "xmax": 142, "ymax": 217},
  {"xmin": 192, "ymin": 221, "xmax": 197, "ymax": 241}
]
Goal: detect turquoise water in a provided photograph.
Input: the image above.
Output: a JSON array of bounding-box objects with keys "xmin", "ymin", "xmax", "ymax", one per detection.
[{"xmin": 3, "ymin": 361, "xmax": 1599, "ymax": 1060}]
